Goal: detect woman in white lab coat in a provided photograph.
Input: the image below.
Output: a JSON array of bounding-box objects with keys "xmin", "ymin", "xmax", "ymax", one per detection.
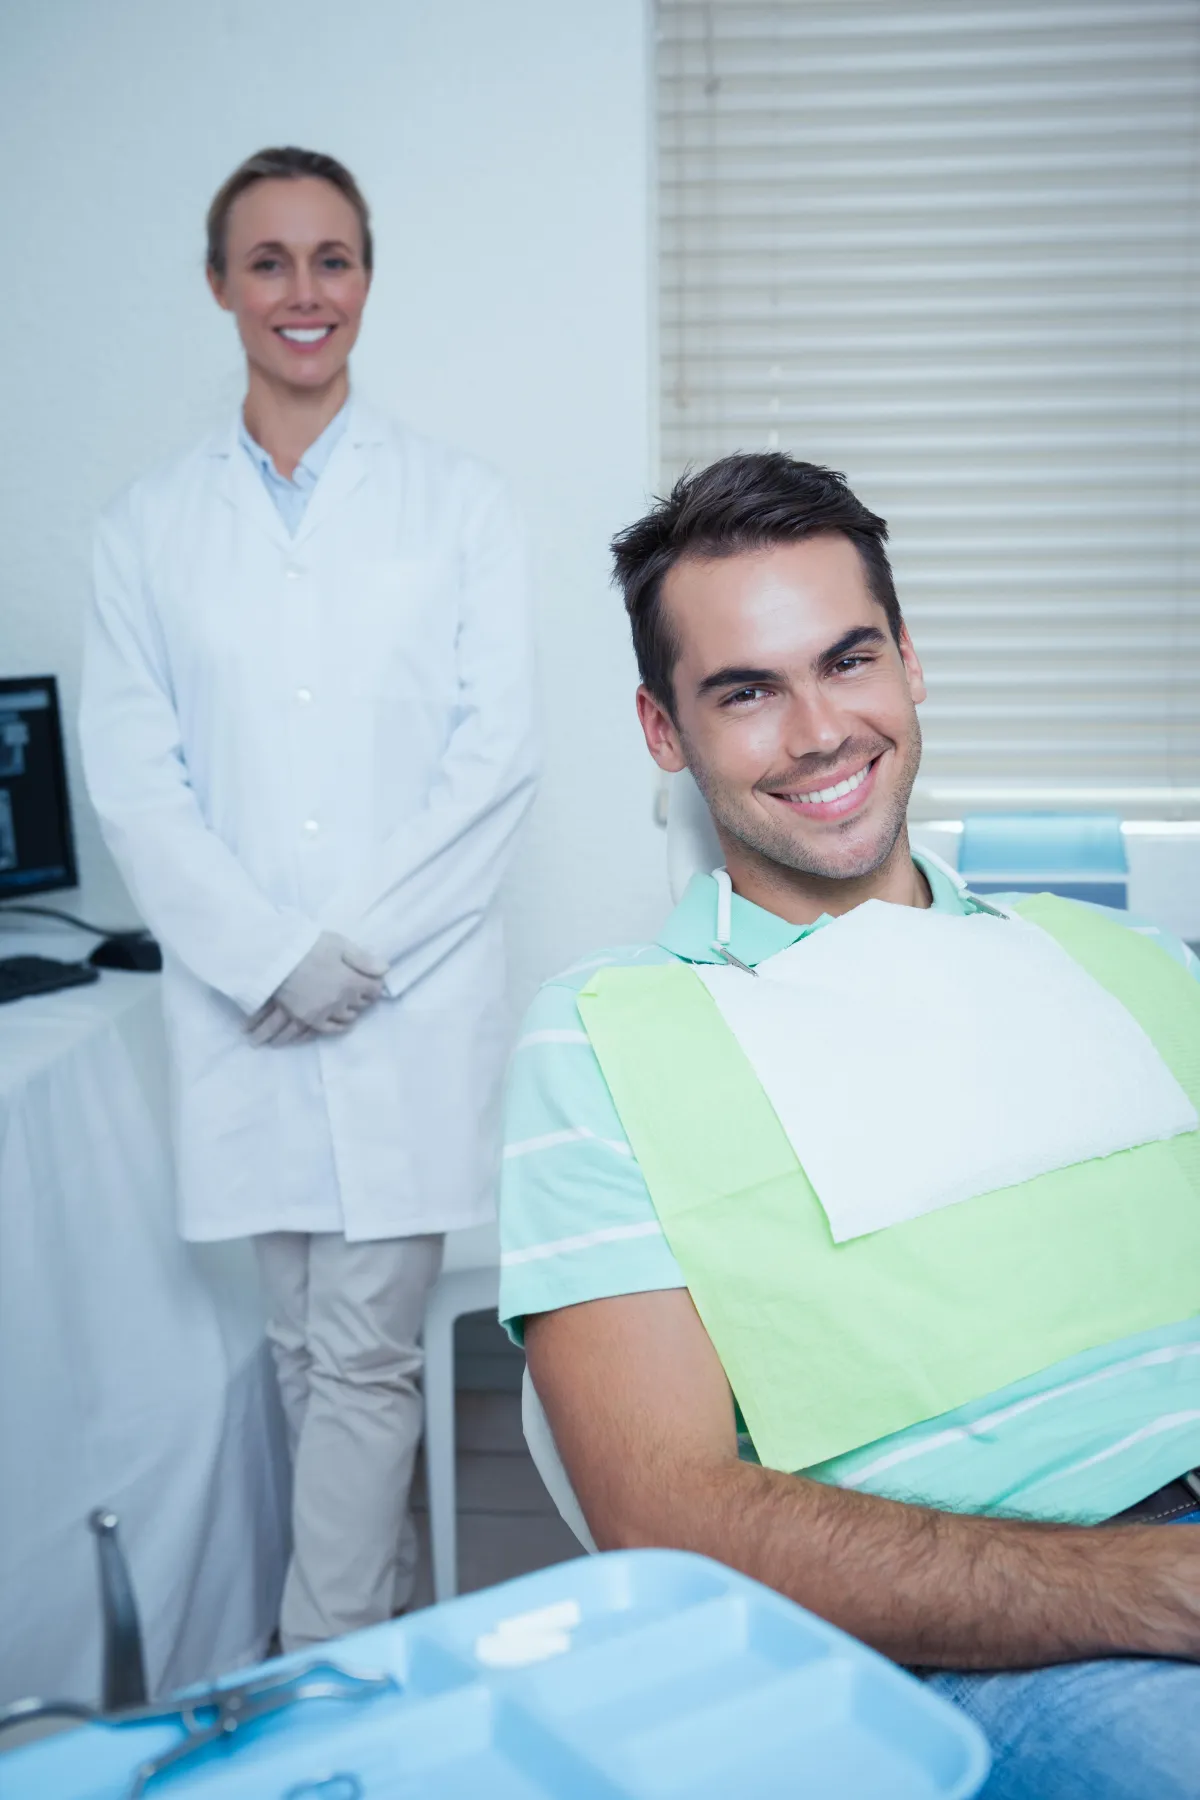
[{"xmin": 80, "ymin": 147, "xmax": 537, "ymax": 1649}]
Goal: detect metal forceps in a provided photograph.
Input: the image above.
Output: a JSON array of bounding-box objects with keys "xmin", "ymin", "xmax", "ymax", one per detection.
[{"xmin": 113, "ymin": 1661, "xmax": 398, "ymax": 1797}]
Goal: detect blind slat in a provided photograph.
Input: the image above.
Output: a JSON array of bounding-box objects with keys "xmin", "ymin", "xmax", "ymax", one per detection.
[{"xmin": 659, "ymin": 0, "xmax": 1200, "ymax": 798}]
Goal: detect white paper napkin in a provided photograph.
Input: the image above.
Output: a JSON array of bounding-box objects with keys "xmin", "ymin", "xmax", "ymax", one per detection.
[{"xmin": 698, "ymin": 900, "xmax": 1197, "ymax": 1243}]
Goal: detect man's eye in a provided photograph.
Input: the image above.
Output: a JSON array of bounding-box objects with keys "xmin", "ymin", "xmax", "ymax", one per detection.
[
  {"xmin": 723, "ymin": 686, "xmax": 770, "ymax": 706},
  {"xmin": 832, "ymin": 655, "xmax": 870, "ymax": 673}
]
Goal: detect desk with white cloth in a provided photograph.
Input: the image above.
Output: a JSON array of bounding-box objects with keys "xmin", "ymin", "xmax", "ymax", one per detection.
[{"xmin": 0, "ymin": 925, "xmax": 288, "ymax": 1707}]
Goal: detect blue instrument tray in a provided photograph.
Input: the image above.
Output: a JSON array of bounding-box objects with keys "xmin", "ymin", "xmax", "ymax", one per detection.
[{"xmin": 0, "ymin": 1550, "xmax": 990, "ymax": 1799}]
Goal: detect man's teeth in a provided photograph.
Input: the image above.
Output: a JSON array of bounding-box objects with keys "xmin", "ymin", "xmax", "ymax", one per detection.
[
  {"xmin": 279, "ymin": 327, "xmax": 332, "ymax": 343},
  {"xmin": 787, "ymin": 764, "xmax": 871, "ymax": 806}
]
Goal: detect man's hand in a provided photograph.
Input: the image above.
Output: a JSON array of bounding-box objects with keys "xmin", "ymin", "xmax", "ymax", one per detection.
[
  {"xmin": 525, "ymin": 1289, "xmax": 1200, "ymax": 1669},
  {"xmin": 245, "ymin": 933, "xmax": 388, "ymax": 1045}
]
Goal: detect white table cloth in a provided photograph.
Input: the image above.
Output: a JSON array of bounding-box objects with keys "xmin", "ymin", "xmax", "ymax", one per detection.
[{"xmin": 0, "ymin": 927, "xmax": 289, "ymax": 1706}]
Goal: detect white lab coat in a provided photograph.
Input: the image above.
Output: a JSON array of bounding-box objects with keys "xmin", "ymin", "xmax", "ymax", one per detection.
[{"xmin": 80, "ymin": 398, "xmax": 537, "ymax": 1242}]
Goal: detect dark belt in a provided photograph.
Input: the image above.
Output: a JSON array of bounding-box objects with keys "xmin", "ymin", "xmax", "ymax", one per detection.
[{"xmin": 1111, "ymin": 1470, "xmax": 1200, "ymax": 1525}]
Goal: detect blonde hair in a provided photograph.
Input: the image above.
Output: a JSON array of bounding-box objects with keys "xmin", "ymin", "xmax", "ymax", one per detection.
[{"xmin": 206, "ymin": 146, "xmax": 373, "ymax": 278}]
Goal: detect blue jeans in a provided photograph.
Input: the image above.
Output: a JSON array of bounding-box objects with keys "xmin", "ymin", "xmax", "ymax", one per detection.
[{"xmin": 926, "ymin": 1517, "xmax": 1200, "ymax": 1799}]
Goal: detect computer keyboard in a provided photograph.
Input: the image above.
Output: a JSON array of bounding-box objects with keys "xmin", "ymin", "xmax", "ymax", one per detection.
[{"xmin": 0, "ymin": 954, "xmax": 100, "ymax": 1004}]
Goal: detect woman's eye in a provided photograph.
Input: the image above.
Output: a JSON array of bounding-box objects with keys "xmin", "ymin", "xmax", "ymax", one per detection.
[
  {"xmin": 322, "ymin": 256, "xmax": 350, "ymax": 271},
  {"xmin": 252, "ymin": 258, "xmax": 281, "ymax": 273}
]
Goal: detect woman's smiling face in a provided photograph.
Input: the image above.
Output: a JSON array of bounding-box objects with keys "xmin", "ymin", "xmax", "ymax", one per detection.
[{"xmin": 208, "ymin": 176, "xmax": 370, "ymax": 395}]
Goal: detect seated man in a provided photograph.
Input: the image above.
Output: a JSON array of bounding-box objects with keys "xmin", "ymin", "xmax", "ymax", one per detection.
[{"xmin": 500, "ymin": 453, "xmax": 1200, "ymax": 1799}]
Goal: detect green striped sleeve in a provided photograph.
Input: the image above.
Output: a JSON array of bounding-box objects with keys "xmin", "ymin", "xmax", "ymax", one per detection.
[{"xmin": 499, "ymin": 947, "xmax": 686, "ymax": 1343}]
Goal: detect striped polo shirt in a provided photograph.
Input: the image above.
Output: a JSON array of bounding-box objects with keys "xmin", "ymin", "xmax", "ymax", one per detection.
[{"xmin": 499, "ymin": 854, "xmax": 1200, "ymax": 1523}]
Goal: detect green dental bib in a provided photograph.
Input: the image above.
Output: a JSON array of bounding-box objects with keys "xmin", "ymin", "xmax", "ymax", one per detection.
[{"xmin": 577, "ymin": 894, "xmax": 1200, "ymax": 1473}]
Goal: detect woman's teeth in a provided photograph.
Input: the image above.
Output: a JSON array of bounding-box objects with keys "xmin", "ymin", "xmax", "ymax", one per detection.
[
  {"xmin": 279, "ymin": 327, "xmax": 333, "ymax": 343},
  {"xmin": 787, "ymin": 763, "xmax": 871, "ymax": 806}
]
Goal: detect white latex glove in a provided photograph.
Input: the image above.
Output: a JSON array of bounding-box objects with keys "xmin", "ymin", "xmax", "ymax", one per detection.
[
  {"xmin": 245, "ymin": 932, "xmax": 388, "ymax": 1043},
  {"xmin": 244, "ymin": 1003, "xmax": 319, "ymax": 1049}
]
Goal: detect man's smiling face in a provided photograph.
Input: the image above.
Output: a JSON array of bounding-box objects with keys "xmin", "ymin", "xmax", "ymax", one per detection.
[{"xmin": 638, "ymin": 532, "xmax": 926, "ymax": 884}]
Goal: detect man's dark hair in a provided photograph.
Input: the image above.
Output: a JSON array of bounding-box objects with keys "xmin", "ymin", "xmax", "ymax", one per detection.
[{"xmin": 611, "ymin": 452, "xmax": 900, "ymax": 713}]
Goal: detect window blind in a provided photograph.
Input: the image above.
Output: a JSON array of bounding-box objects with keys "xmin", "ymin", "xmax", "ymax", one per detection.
[{"xmin": 659, "ymin": 0, "xmax": 1200, "ymax": 813}]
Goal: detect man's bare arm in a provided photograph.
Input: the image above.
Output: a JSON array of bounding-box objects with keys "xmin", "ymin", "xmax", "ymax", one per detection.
[{"xmin": 525, "ymin": 1288, "xmax": 1200, "ymax": 1668}]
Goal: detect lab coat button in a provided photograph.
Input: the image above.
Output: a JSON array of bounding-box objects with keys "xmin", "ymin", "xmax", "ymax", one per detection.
[
  {"xmin": 285, "ymin": 566, "xmax": 302, "ymax": 581},
  {"xmin": 303, "ymin": 819, "xmax": 320, "ymax": 836},
  {"xmin": 296, "ymin": 688, "xmax": 313, "ymax": 703}
]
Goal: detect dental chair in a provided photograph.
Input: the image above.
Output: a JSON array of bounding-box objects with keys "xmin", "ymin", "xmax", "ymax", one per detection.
[
  {"xmin": 520, "ymin": 1369, "xmax": 596, "ymax": 1553},
  {"xmin": 521, "ymin": 772, "xmax": 716, "ymax": 1551}
]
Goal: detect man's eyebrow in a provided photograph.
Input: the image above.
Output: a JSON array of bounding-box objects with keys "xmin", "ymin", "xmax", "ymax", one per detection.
[
  {"xmin": 696, "ymin": 665, "xmax": 784, "ymax": 698},
  {"xmin": 816, "ymin": 626, "xmax": 886, "ymax": 670},
  {"xmin": 694, "ymin": 629, "xmax": 887, "ymax": 698}
]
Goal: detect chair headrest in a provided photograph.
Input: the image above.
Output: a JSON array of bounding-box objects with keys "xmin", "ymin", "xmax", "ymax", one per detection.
[{"xmin": 666, "ymin": 769, "xmax": 722, "ymax": 903}]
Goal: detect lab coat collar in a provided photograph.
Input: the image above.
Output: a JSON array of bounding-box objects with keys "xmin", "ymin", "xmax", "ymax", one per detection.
[
  {"xmin": 290, "ymin": 395, "xmax": 382, "ymax": 546},
  {"xmin": 206, "ymin": 392, "xmax": 388, "ymax": 547},
  {"xmin": 204, "ymin": 391, "xmax": 387, "ymax": 462},
  {"xmin": 656, "ymin": 849, "xmax": 977, "ymax": 967}
]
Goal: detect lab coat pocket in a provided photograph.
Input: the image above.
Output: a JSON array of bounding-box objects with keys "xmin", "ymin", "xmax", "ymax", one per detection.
[{"xmin": 397, "ymin": 988, "xmax": 508, "ymax": 1220}]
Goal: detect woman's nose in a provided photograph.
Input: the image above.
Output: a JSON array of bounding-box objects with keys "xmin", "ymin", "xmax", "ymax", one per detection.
[{"xmin": 287, "ymin": 267, "xmax": 319, "ymax": 309}]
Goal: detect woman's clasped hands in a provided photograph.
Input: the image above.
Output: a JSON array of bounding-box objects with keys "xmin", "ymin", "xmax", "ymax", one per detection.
[{"xmin": 245, "ymin": 932, "xmax": 389, "ymax": 1047}]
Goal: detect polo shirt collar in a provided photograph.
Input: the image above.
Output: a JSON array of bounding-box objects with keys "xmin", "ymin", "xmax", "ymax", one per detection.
[{"xmin": 657, "ymin": 849, "xmax": 980, "ymax": 967}]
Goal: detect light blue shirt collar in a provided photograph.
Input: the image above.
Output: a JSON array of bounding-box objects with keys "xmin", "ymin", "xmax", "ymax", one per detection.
[{"xmin": 238, "ymin": 400, "xmax": 350, "ymax": 535}]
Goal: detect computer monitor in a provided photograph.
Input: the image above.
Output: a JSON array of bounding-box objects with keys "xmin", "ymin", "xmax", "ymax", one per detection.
[{"xmin": 0, "ymin": 675, "xmax": 79, "ymax": 899}]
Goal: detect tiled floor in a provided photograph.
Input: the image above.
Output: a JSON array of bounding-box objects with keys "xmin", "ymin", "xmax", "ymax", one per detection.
[{"xmin": 407, "ymin": 1387, "xmax": 584, "ymax": 1608}]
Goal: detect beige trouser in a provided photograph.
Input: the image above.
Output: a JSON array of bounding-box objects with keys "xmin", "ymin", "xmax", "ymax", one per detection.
[{"xmin": 254, "ymin": 1230, "xmax": 444, "ymax": 1650}]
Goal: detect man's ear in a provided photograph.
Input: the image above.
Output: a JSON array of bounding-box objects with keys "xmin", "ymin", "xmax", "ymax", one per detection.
[
  {"xmin": 897, "ymin": 622, "xmax": 926, "ymax": 706},
  {"xmin": 636, "ymin": 685, "xmax": 687, "ymax": 773}
]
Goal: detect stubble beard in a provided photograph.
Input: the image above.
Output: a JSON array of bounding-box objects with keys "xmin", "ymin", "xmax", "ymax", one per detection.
[{"xmin": 684, "ymin": 715, "xmax": 923, "ymax": 884}]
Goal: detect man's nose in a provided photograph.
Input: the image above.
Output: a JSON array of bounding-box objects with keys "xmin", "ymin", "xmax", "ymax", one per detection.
[{"xmin": 781, "ymin": 684, "xmax": 846, "ymax": 759}]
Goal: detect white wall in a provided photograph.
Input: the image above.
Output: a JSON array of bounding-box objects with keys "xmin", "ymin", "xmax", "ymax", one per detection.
[{"xmin": 0, "ymin": 0, "xmax": 667, "ymax": 1007}]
